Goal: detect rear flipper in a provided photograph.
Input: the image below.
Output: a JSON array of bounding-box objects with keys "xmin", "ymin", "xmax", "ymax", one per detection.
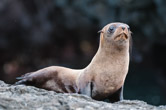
[
  {"xmin": 14, "ymin": 67, "xmax": 57, "ymax": 88},
  {"xmin": 14, "ymin": 72, "xmax": 33, "ymax": 85},
  {"xmin": 15, "ymin": 79, "xmax": 28, "ymax": 85}
]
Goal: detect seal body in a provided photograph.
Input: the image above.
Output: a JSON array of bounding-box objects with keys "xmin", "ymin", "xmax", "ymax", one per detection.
[{"xmin": 15, "ymin": 22, "xmax": 132, "ymax": 102}]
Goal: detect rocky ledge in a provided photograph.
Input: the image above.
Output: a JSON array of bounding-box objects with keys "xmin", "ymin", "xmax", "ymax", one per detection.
[{"xmin": 0, "ymin": 80, "xmax": 165, "ymax": 110}]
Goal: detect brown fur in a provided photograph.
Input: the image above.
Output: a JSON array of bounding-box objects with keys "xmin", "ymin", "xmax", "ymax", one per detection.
[{"xmin": 16, "ymin": 22, "xmax": 132, "ymax": 102}]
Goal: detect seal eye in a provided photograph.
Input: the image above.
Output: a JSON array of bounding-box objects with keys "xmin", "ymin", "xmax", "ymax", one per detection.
[
  {"xmin": 128, "ymin": 27, "xmax": 130, "ymax": 31},
  {"xmin": 108, "ymin": 25, "xmax": 115, "ymax": 33}
]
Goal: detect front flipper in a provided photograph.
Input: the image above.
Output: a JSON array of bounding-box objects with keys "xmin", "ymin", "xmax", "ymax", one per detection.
[
  {"xmin": 108, "ymin": 86, "xmax": 124, "ymax": 103},
  {"xmin": 79, "ymin": 81, "xmax": 94, "ymax": 97}
]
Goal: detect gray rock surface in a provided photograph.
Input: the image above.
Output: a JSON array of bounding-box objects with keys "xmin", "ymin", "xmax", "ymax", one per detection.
[{"xmin": 0, "ymin": 80, "xmax": 165, "ymax": 110}]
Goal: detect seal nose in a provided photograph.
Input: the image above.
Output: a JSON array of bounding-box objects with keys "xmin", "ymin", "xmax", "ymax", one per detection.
[{"xmin": 121, "ymin": 26, "xmax": 125, "ymax": 30}]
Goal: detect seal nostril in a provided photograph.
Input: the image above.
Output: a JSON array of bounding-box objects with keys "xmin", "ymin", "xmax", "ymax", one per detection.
[{"xmin": 122, "ymin": 27, "xmax": 125, "ymax": 30}]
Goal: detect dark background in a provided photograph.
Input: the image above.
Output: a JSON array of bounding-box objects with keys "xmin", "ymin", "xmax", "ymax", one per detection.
[{"xmin": 0, "ymin": 0, "xmax": 166, "ymax": 105}]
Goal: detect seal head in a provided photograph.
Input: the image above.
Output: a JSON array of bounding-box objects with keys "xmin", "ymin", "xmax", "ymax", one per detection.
[{"xmin": 99, "ymin": 22, "xmax": 131, "ymax": 51}]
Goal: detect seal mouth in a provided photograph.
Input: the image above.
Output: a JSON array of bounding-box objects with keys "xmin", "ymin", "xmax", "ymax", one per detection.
[{"xmin": 114, "ymin": 33, "xmax": 128, "ymax": 41}]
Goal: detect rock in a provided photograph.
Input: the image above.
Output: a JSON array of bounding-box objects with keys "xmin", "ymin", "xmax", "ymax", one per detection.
[{"xmin": 0, "ymin": 80, "xmax": 165, "ymax": 110}]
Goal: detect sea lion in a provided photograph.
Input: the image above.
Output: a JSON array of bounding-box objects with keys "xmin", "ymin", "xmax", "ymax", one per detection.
[{"xmin": 15, "ymin": 22, "xmax": 132, "ymax": 102}]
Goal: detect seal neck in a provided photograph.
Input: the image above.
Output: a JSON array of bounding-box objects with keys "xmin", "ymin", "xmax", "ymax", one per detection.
[{"xmin": 88, "ymin": 34, "xmax": 130, "ymax": 67}]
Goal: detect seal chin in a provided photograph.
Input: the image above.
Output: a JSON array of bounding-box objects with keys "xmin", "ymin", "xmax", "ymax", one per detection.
[{"xmin": 114, "ymin": 33, "xmax": 128, "ymax": 42}]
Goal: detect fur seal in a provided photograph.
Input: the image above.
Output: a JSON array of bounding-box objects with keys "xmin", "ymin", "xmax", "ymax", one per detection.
[{"xmin": 15, "ymin": 22, "xmax": 132, "ymax": 102}]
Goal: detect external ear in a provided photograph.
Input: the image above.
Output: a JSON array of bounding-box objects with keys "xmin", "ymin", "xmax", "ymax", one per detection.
[{"xmin": 98, "ymin": 30, "xmax": 104, "ymax": 33}]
